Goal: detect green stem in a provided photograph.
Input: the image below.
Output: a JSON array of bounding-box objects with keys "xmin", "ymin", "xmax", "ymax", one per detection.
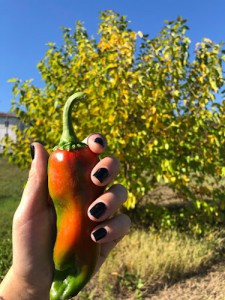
[{"xmin": 56, "ymin": 92, "xmax": 86, "ymax": 150}]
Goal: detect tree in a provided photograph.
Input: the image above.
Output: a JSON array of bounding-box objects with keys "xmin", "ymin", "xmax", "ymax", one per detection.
[{"xmin": 5, "ymin": 11, "xmax": 225, "ymax": 227}]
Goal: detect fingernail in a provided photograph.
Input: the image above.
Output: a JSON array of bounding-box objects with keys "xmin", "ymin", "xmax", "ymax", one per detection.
[
  {"xmin": 89, "ymin": 202, "xmax": 107, "ymax": 219},
  {"xmin": 93, "ymin": 168, "xmax": 109, "ymax": 183},
  {"xmin": 35, "ymin": 140, "xmax": 45, "ymax": 146},
  {"xmin": 92, "ymin": 228, "xmax": 107, "ymax": 241},
  {"xmin": 30, "ymin": 144, "xmax": 35, "ymax": 160},
  {"xmin": 94, "ymin": 137, "xmax": 104, "ymax": 147}
]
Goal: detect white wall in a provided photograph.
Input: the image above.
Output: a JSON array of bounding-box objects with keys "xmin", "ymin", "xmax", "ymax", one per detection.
[{"xmin": 0, "ymin": 114, "xmax": 19, "ymax": 152}]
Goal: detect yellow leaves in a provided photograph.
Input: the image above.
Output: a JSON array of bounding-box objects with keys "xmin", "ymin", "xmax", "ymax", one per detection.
[
  {"xmin": 209, "ymin": 79, "xmax": 218, "ymax": 92},
  {"xmin": 151, "ymin": 89, "xmax": 163, "ymax": 101},
  {"xmin": 203, "ymin": 38, "xmax": 212, "ymax": 44},
  {"xmin": 56, "ymin": 85, "xmax": 65, "ymax": 94},
  {"xmin": 121, "ymin": 90, "xmax": 129, "ymax": 105},
  {"xmin": 23, "ymin": 139, "xmax": 31, "ymax": 145},
  {"xmin": 221, "ymin": 167, "xmax": 225, "ymax": 177},
  {"xmin": 182, "ymin": 175, "xmax": 190, "ymax": 185},
  {"xmin": 170, "ymin": 176, "xmax": 176, "ymax": 183},
  {"xmin": 108, "ymin": 113, "xmax": 116, "ymax": 125},
  {"xmin": 150, "ymin": 106, "xmax": 157, "ymax": 115},
  {"xmin": 98, "ymin": 23, "xmax": 136, "ymax": 67},
  {"xmin": 98, "ymin": 40, "xmax": 110, "ymax": 52},
  {"xmin": 172, "ymin": 90, "xmax": 180, "ymax": 98},
  {"xmin": 36, "ymin": 120, "xmax": 43, "ymax": 126},
  {"xmin": 198, "ymin": 76, "xmax": 204, "ymax": 84},
  {"xmin": 124, "ymin": 192, "xmax": 136, "ymax": 209},
  {"xmin": 164, "ymin": 51, "xmax": 171, "ymax": 61},
  {"xmin": 136, "ymin": 31, "xmax": 143, "ymax": 38},
  {"xmin": 207, "ymin": 134, "xmax": 215, "ymax": 144},
  {"xmin": 200, "ymin": 62, "xmax": 207, "ymax": 73},
  {"xmin": 106, "ymin": 63, "xmax": 118, "ymax": 70},
  {"xmin": 120, "ymin": 109, "xmax": 129, "ymax": 120},
  {"xmin": 207, "ymin": 134, "xmax": 220, "ymax": 147}
]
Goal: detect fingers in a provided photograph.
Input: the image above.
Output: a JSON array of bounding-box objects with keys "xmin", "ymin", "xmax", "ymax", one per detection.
[
  {"xmin": 91, "ymin": 214, "xmax": 131, "ymax": 243},
  {"xmin": 18, "ymin": 143, "xmax": 49, "ymax": 215},
  {"xmin": 88, "ymin": 184, "xmax": 128, "ymax": 221},
  {"xmin": 92, "ymin": 213, "xmax": 131, "ymax": 272},
  {"xmin": 88, "ymin": 181, "xmax": 131, "ymax": 272},
  {"xmin": 83, "ymin": 133, "xmax": 120, "ymax": 186},
  {"xmin": 83, "ymin": 133, "xmax": 107, "ymax": 155},
  {"xmin": 91, "ymin": 156, "xmax": 120, "ymax": 186},
  {"xmin": 88, "ymin": 183, "xmax": 130, "ymax": 243}
]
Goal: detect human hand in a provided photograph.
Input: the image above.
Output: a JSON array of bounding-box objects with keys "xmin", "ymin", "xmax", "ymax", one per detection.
[
  {"xmin": 0, "ymin": 133, "xmax": 131, "ymax": 300},
  {"xmin": 86, "ymin": 134, "xmax": 131, "ymax": 273}
]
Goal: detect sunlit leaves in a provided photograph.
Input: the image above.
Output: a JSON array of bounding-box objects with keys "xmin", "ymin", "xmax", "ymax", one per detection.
[{"xmin": 4, "ymin": 11, "xmax": 225, "ymax": 219}]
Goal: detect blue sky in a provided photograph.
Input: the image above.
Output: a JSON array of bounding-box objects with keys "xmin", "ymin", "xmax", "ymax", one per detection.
[{"xmin": 0, "ymin": 0, "xmax": 225, "ymax": 112}]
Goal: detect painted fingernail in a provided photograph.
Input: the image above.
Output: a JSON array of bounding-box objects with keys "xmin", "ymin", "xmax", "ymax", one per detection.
[
  {"xmin": 92, "ymin": 228, "xmax": 107, "ymax": 241},
  {"xmin": 89, "ymin": 202, "xmax": 107, "ymax": 219},
  {"xmin": 94, "ymin": 137, "xmax": 104, "ymax": 147},
  {"xmin": 35, "ymin": 140, "xmax": 45, "ymax": 145},
  {"xmin": 93, "ymin": 168, "xmax": 109, "ymax": 183},
  {"xmin": 30, "ymin": 144, "xmax": 35, "ymax": 160}
]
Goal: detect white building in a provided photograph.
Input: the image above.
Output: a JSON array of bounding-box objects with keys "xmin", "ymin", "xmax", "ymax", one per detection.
[{"xmin": 0, "ymin": 113, "xmax": 21, "ymax": 153}]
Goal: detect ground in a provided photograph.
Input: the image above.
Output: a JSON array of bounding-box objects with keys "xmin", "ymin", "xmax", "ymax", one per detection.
[
  {"xmin": 77, "ymin": 261, "xmax": 225, "ymax": 299},
  {"xmin": 145, "ymin": 262, "xmax": 225, "ymax": 300}
]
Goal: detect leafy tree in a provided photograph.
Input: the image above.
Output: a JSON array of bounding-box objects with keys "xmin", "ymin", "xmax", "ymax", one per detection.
[{"xmin": 4, "ymin": 11, "xmax": 225, "ymax": 227}]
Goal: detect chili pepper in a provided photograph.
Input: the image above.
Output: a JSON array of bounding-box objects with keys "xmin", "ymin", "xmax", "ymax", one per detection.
[{"xmin": 48, "ymin": 92, "xmax": 104, "ymax": 300}]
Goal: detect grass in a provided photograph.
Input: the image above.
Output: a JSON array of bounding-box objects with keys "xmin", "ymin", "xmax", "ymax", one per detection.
[
  {"xmin": 0, "ymin": 156, "xmax": 28, "ymax": 279},
  {"xmin": 1, "ymin": 157, "xmax": 225, "ymax": 299},
  {"xmin": 0, "ymin": 157, "xmax": 28, "ymax": 237},
  {"xmin": 78, "ymin": 228, "xmax": 225, "ymax": 299}
]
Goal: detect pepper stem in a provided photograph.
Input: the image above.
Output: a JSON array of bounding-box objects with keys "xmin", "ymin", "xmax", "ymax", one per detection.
[{"xmin": 56, "ymin": 92, "xmax": 86, "ymax": 151}]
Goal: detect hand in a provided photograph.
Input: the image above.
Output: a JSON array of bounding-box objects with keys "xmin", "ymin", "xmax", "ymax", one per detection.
[
  {"xmin": 86, "ymin": 134, "xmax": 131, "ymax": 273},
  {"xmin": 0, "ymin": 134, "xmax": 131, "ymax": 300}
]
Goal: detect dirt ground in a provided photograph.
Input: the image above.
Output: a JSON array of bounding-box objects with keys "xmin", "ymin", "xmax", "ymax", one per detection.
[
  {"xmin": 78, "ymin": 261, "xmax": 225, "ymax": 300},
  {"xmin": 113, "ymin": 261, "xmax": 225, "ymax": 300},
  {"xmin": 147, "ymin": 262, "xmax": 225, "ymax": 300}
]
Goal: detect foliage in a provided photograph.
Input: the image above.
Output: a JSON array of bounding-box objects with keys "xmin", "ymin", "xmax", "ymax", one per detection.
[{"xmin": 4, "ymin": 11, "xmax": 225, "ymax": 227}]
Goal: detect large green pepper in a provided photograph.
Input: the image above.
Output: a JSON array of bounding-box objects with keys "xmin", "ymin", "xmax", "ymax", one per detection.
[{"xmin": 48, "ymin": 92, "xmax": 104, "ymax": 300}]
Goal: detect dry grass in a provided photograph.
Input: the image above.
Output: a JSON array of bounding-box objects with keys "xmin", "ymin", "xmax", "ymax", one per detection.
[
  {"xmin": 77, "ymin": 228, "xmax": 225, "ymax": 299},
  {"xmin": 150, "ymin": 262, "xmax": 225, "ymax": 300}
]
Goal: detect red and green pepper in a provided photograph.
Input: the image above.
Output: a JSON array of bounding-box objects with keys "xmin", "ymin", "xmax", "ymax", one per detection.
[{"xmin": 48, "ymin": 92, "xmax": 104, "ymax": 300}]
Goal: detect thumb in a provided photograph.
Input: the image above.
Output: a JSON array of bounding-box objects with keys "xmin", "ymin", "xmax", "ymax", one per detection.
[{"xmin": 18, "ymin": 143, "xmax": 50, "ymax": 217}]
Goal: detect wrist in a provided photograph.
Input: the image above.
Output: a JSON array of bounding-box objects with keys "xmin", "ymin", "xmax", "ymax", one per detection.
[{"xmin": 0, "ymin": 267, "xmax": 50, "ymax": 300}]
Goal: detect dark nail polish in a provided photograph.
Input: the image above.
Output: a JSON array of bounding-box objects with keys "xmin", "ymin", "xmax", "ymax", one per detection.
[
  {"xmin": 30, "ymin": 144, "xmax": 35, "ymax": 160},
  {"xmin": 35, "ymin": 140, "xmax": 45, "ymax": 146},
  {"xmin": 89, "ymin": 202, "xmax": 107, "ymax": 219},
  {"xmin": 93, "ymin": 168, "xmax": 109, "ymax": 183},
  {"xmin": 94, "ymin": 137, "xmax": 104, "ymax": 147},
  {"xmin": 92, "ymin": 228, "xmax": 107, "ymax": 241}
]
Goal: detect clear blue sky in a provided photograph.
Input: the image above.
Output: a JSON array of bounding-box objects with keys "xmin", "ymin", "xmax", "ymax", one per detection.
[{"xmin": 1, "ymin": 0, "xmax": 225, "ymax": 112}]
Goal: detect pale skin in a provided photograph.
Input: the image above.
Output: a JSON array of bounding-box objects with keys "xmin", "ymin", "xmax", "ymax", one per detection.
[{"xmin": 0, "ymin": 133, "xmax": 131, "ymax": 300}]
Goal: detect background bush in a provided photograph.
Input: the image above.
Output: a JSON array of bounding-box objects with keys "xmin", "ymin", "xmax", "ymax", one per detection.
[{"xmin": 4, "ymin": 10, "xmax": 225, "ymax": 230}]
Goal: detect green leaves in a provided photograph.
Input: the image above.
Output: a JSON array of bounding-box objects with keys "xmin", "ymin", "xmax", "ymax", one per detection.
[{"xmin": 4, "ymin": 11, "xmax": 225, "ymax": 227}]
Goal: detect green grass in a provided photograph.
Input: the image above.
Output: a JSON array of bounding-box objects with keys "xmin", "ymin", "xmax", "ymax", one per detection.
[
  {"xmin": 0, "ymin": 156, "xmax": 28, "ymax": 279},
  {"xmin": 0, "ymin": 157, "xmax": 28, "ymax": 237}
]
